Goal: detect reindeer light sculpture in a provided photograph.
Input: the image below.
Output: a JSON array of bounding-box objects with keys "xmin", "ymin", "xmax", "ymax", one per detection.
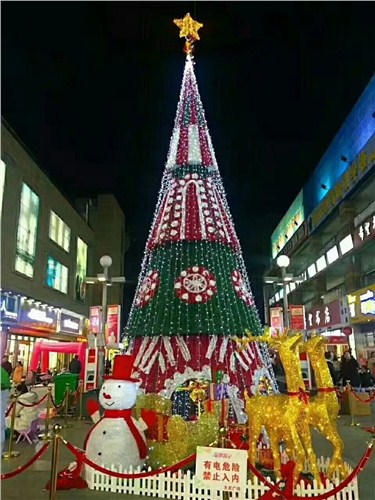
[
  {"xmin": 244, "ymin": 331, "xmax": 320, "ymax": 485},
  {"xmin": 300, "ymin": 336, "xmax": 348, "ymax": 478}
]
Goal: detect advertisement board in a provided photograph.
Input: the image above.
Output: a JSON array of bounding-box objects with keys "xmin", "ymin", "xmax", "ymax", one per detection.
[
  {"xmin": 89, "ymin": 306, "xmax": 102, "ymax": 334},
  {"xmin": 0, "ymin": 293, "xmax": 19, "ymax": 324},
  {"xmin": 290, "ymin": 305, "xmax": 306, "ymax": 330},
  {"xmin": 106, "ymin": 305, "xmax": 121, "ymax": 347},
  {"xmin": 59, "ymin": 311, "xmax": 82, "ymax": 335},
  {"xmin": 75, "ymin": 237, "xmax": 88, "ymax": 302},
  {"xmin": 353, "ymin": 212, "xmax": 375, "ymax": 249},
  {"xmin": 270, "ymin": 307, "xmax": 284, "ymax": 334}
]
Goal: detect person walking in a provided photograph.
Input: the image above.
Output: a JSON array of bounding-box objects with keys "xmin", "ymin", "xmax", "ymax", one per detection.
[
  {"xmin": 12, "ymin": 361, "xmax": 23, "ymax": 385},
  {"xmin": 340, "ymin": 351, "xmax": 360, "ymax": 388},
  {"xmin": 1, "ymin": 366, "xmax": 11, "ymax": 452},
  {"xmin": 68, "ymin": 355, "xmax": 82, "ymax": 375},
  {"xmin": 325, "ymin": 351, "xmax": 338, "ymax": 384},
  {"xmin": 1, "ymin": 355, "xmax": 12, "ymax": 376}
]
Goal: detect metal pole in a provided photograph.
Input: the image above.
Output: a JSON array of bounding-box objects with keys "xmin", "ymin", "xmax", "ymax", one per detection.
[
  {"xmin": 2, "ymin": 394, "xmax": 20, "ymax": 458},
  {"xmin": 263, "ymin": 284, "xmax": 269, "ymax": 327},
  {"xmin": 346, "ymin": 381, "xmax": 360, "ymax": 427},
  {"xmin": 282, "ymin": 267, "xmax": 290, "ymax": 329},
  {"xmin": 40, "ymin": 386, "xmax": 52, "ymax": 441},
  {"xmin": 62, "ymin": 383, "xmax": 72, "ymax": 428},
  {"xmin": 48, "ymin": 424, "xmax": 61, "ymax": 500}
]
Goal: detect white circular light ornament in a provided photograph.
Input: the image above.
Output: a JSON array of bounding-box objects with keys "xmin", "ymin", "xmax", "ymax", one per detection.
[
  {"xmin": 175, "ymin": 266, "xmax": 217, "ymax": 304},
  {"xmin": 135, "ymin": 270, "xmax": 160, "ymax": 308},
  {"xmin": 231, "ymin": 270, "xmax": 254, "ymax": 307},
  {"xmin": 276, "ymin": 254, "xmax": 290, "ymax": 268}
]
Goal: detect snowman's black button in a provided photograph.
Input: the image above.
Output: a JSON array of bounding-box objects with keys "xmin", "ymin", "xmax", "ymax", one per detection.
[
  {"xmin": 103, "ymin": 431, "xmax": 106, "ymax": 435},
  {"xmin": 98, "ymin": 452, "xmax": 102, "ymax": 456}
]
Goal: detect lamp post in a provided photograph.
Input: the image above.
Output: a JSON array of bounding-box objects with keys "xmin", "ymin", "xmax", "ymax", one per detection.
[
  {"xmin": 85, "ymin": 255, "xmax": 126, "ymax": 349},
  {"xmin": 276, "ymin": 255, "xmax": 290, "ymax": 329}
]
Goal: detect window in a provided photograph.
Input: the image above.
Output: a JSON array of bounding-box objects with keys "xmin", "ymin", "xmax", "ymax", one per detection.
[
  {"xmin": 307, "ymin": 263, "xmax": 317, "ymax": 279},
  {"xmin": 75, "ymin": 237, "xmax": 88, "ymax": 302},
  {"xmin": 339, "ymin": 234, "xmax": 354, "ymax": 256},
  {"xmin": 15, "ymin": 183, "xmax": 40, "ymax": 277},
  {"xmin": 49, "ymin": 211, "xmax": 71, "ymax": 252},
  {"xmin": 326, "ymin": 245, "xmax": 339, "ymax": 264},
  {"xmin": 46, "ymin": 256, "xmax": 68, "ymax": 293},
  {"xmin": 316, "ymin": 255, "xmax": 327, "ymax": 273}
]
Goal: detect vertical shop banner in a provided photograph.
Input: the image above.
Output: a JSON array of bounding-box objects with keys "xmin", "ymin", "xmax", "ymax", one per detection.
[
  {"xmin": 270, "ymin": 307, "xmax": 284, "ymax": 335},
  {"xmin": 305, "ymin": 298, "xmax": 349, "ymax": 331},
  {"xmin": 106, "ymin": 305, "xmax": 121, "ymax": 346},
  {"xmin": 89, "ymin": 306, "xmax": 102, "ymax": 334},
  {"xmin": 290, "ymin": 305, "xmax": 306, "ymax": 330},
  {"xmin": 75, "ymin": 237, "xmax": 88, "ymax": 302}
]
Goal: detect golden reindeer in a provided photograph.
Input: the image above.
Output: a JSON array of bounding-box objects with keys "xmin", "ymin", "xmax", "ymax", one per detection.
[
  {"xmin": 300, "ymin": 336, "xmax": 347, "ymax": 478},
  {"xmin": 244, "ymin": 332, "xmax": 320, "ymax": 485}
]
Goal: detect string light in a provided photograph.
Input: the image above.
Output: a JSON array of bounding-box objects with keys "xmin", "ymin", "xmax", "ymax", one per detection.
[{"xmin": 124, "ymin": 22, "xmax": 278, "ymax": 410}]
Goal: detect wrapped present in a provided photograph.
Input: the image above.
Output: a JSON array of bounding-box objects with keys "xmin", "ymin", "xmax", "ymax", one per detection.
[
  {"xmin": 228, "ymin": 424, "xmax": 248, "ymax": 450},
  {"xmin": 145, "ymin": 413, "xmax": 169, "ymax": 442},
  {"xmin": 215, "ymin": 383, "xmax": 228, "ymax": 400},
  {"xmin": 258, "ymin": 446, "xmax": 274, "ymax": 470}
]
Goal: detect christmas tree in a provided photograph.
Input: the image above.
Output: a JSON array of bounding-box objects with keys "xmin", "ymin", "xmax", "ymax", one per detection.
[{"xmin": 125, "ymin": 14, "xmax": 276, "ymax": 417}]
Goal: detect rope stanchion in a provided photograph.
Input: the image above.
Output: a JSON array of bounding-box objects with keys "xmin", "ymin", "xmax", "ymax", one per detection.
[
  {"xmin": 345, "ymin": 381, "xmax": 360, "ymax": 427},
  {"xmin": 62, "ymin": 383, "xmax": 72, "ymax": 429},
  {"xmin": 349, "ymin": 387, "xmax": 375, "ymax": 404},
  {"xmin": 1, "ymin": 442, "xmax": 50, "ymax": 480},
  {"xmin": 50, "ymin": 391, "xmax": 66, "ymax": 410},
  {"xmin": 17, "ymin": 393, "xmax": 48, "ymax": 407},
  {"xmin": 63, "ymin": 439, "xmax": 196, "ymax": 479},
  {"xmin": 248, "ymin": 439, "xmax": 374, "ymax": 500},
  {"xmin": 5, "ymin": 401, "xmax": 15, "ymax": 418},
  {"xmin": 2, "ymin": 393, "xmax": 20, "ymax": 459},
  {"xmin": 40, "ymin": 387, "xmax": 53, "ymax": 441},
  {"xmin": 48, "ymin": 424, "xmax": 62, "ymax": 500},
  {"xmin": 76, "ymin": 380, "xmax": 84, "ymax": 420}
]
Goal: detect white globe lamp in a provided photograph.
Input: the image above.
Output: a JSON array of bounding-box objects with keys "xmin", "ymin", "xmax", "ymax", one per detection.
[
  {"xmin": 100, "ymin": 255, "xmax": 113, "ymax": 269},
  {"xmin": 276, "ymin": 255, "xmax": 290, "ymax": 268}
]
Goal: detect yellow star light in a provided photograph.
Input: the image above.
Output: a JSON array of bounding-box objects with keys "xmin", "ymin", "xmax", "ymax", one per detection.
[{"xmin": 174, "ymin": 13, "xmax": 203, "ymax": 41}]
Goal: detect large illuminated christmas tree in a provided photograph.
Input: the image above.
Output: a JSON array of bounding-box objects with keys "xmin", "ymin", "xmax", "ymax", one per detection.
[{"xmin": 125, "ymin": 14, "xmax": 276, "ymax": 415}]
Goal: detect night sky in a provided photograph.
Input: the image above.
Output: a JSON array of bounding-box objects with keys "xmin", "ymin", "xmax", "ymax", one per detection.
[{"xmin": 2, "ymin": 2, "xmax": 375, "ymax": 316}]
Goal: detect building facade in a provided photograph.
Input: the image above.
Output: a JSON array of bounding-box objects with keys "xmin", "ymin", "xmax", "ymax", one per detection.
[
  {"xmin": 1, "ymin": 119, "xmax": 126, "ymax": 373},
  {"xmin": 264, "ymin": 76, "xmax": 375, "ymax": 364}
]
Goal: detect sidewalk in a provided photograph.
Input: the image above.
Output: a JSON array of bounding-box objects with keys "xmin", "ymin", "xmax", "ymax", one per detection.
[{"xmin": 1, "ymin": 405, "xmax": 374, "ymax": 499}]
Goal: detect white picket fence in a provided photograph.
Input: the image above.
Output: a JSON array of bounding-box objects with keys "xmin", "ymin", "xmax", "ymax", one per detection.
[{"xmin": 85, "ymin": 456, "xmax": 359, "ymax": 499}]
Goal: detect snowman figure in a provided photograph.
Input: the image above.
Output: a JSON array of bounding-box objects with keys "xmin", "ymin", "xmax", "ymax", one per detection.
[{"xmin": 84, "ymin": 355, "xmax": 155, "ymax": 471}]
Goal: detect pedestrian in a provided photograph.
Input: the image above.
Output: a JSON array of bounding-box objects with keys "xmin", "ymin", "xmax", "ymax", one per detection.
[
  {"xmin": 68, "ymin": 355, "xmax": 82, "ymax": 375},
  {"xmin": 12, "ymin": 361, "xmax": 23, "ymax": 385},
  {"xmin": 1, "ymin": 355, "xmax": 12, "ymax": 376},
  {"xmin": 340, "ymin": 351, "xmax": 361, "ymax": 388},
  {"xmin": 367, "ymin": 351, "xmax": 375, "ymax": 377},
  {"xmin": 5, "ymin": 391, "xmax": 39, "ymax": 436},
  {"xmin": 359, "ymin": 366, "xmax": 374, "ymax": 388},
  {"xmin": 325, "ymin": 351, "xmax": 338, "ymax": 384},
  {"xmin": 1, "ymin": 366, "xmax": 11, "ymax": 452}
]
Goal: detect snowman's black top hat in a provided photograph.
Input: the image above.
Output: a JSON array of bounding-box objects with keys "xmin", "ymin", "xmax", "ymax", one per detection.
[{"xmin": 104, "ymin": 354, "xmax": 139, "ymax": 382}]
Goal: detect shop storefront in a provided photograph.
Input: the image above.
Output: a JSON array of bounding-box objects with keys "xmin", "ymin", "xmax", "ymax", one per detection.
[
  {"xmin": 305, "ymin": 298, "xmax": 353, "ymax": 358},
  {"xmin": 347, "ymin": 283, "xmax": 375, "ymax": 365},
  {"xmin": 2, "ymin": 294, "xmax": 87, "ymax": 375}
]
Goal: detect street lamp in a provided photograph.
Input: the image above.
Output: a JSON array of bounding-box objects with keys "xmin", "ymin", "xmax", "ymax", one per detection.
[
  {"xmin": 85, "ymin": 255, "xmax": 126, "ymax": 349},
  {"xmin": 276, "ymin": 254, "xmax": 290, "ymax": 329}
]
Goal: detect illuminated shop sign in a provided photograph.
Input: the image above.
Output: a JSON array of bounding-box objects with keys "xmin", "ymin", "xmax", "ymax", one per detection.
[
  {"xmin": 347, "ymin": 284, "xmax": 375, "ymax": 323},
  {"xmin": 309, "ymin": 135, "xmax": 375, "ymax": 233},
  {"xmin": 305, "ymin": 298, "xmax": 349, "ymax": 331},
  {"xmin": 19, "ymin": 299, "xmax": 58, "ymax": 332},
  {"xmin": 271, "ymin": 190, "xmax": 305, "ymax": 258},
  {"xmin": 0, "ymin": 293, "xmax": 19, "ymax": 323},
  {"xmin": 60, "ymin": 312, "xmax": 82, "ymax": 335},
  {"xmin": 353, "ymin": 213, "xmax": 375, "ymax": 249}
]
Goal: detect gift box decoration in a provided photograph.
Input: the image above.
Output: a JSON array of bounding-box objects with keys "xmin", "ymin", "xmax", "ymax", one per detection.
[
  {"xmin": 215, "ymin": 383, "xmax": 228, "ymax": 400},
  {"xmin": 258, "ymin": 447, "xmax": 274, "ymax": 470},
  {"xmin": 145, "ymin": 413, "xmax": 169, "ymax": 442}
]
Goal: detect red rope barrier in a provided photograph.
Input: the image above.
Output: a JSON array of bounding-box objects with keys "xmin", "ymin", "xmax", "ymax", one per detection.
[
  {"xmin": 349, "ymin": 388, "xmax": 375, "ymax": 404},
  {"xmin": 248, "ymin": 441, "xmax": 373, "ymax": 500},
  {"xmin": 50, "ymin": 393, "xmax": 66, "ymax": 410},
  {"xmin": 5, "ymin": 401, "xmax": 15, "ymax": 417},
  {"xmin": 1, "ymin": 442, "xmax": 50, "ymax": 480},
  {"xmin": 17, "ymin": 393, "xmax": 48, "ymax": 407},
  {"xmin": 63, "ymin": 440, "xmax": 196, "ymax": 479}
]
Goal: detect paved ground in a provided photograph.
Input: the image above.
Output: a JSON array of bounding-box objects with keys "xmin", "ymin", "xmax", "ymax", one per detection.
[{"xmin": 1, "ymin": 386, "xmax": 374, "ymax": 499}]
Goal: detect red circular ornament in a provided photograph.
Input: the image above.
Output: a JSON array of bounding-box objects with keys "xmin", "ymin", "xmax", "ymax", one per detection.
[
  {"xmin": 175, "ymin": 266, "xmax": 217, "ymax": 304},
  {"xmin": 342, "ymin": 326, "xmax": 353, "ymax": 337},
  {"xmin": 135, "ymin": 270, "xmax": 160, "ymax": 308},
  {"xmin": 231, "ymin": 270, "xmax": 254, "ymax": 306}
]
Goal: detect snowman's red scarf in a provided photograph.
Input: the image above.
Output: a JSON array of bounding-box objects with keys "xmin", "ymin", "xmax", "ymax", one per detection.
[{"xmin": 85, "ymin": 409, "xmax": 148, "ymax": 460}]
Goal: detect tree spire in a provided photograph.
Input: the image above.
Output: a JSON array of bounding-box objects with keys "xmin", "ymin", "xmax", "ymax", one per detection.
[{"xmin": 173, "ymin": 13, "xmax": 203, "ymax": 56}]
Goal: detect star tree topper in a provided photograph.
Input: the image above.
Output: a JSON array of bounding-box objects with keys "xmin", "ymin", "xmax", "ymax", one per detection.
[{"xmin": 174, "ymin": 13, "xmax": 203, "ymax": 55}]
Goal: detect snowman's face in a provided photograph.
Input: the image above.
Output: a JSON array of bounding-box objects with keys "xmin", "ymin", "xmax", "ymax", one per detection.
[{"xmin": 99, "ymin": 380, "xmax": 137, "ymax": 410}]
